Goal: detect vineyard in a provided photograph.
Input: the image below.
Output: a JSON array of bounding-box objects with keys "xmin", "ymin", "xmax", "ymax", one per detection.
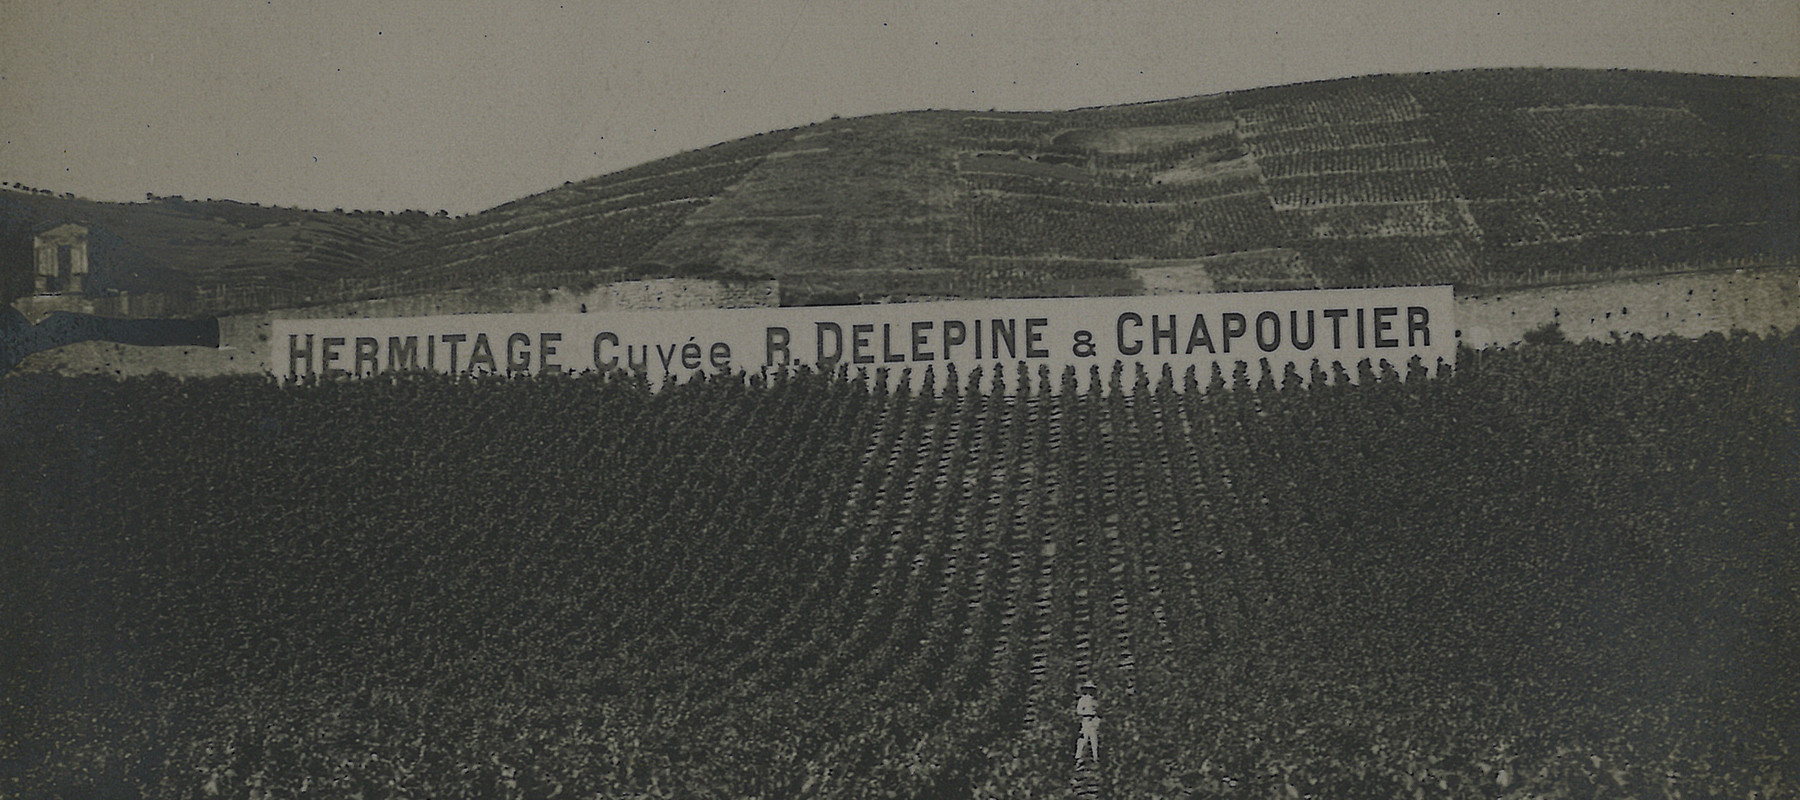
[
  {"xmin": 379, "ymin": 132, "xmax": 800, "ymax": 292},
  {"xmin": 963, "ymin": 193, "xmax": 1283, "ymax": 261},
  {"xmin": 5, "ymin": 69, "xmax": 1792, "ymax": 310},
  {"xmin": 924, "ymin": 70, "xmax": 1794, "ymax": 298},
  {"xmin": 4, "ymin": 332, "xmax": 1796, "ymax": 799}
]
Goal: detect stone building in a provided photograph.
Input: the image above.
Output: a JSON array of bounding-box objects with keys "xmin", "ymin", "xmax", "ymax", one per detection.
[{"xmin": 33, "ymin": 222, "xmax": 90, "ymax": 295}]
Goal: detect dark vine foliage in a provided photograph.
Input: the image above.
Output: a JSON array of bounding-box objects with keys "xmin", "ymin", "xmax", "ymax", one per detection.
[{"xmin": 3, "ymin": 332, "xmax": 1797, "ymax": 799}]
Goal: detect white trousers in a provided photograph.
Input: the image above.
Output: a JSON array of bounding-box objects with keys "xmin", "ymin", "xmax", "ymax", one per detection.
[{"xmin": 1075, "ymin": 717, "xmax": 1100, "ymax": 763}]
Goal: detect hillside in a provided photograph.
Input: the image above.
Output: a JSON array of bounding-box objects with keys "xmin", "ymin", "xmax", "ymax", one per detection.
[
  {"xmin": 382, "ymin": 68, "xmax": 1798, "ymax": 305},
  {"xmin": 6, "ymin": 68, "xmax": 1796, "ymax": 311},
  {"xmin": 0, "ymin": 188, "xmax": 451, "ymax": 310}
]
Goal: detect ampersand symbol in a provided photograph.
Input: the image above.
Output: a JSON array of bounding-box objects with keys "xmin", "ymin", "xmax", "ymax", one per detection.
[{"xmin": 1071, "ymin": 329, "xmax": 1097, "ymax": 358}]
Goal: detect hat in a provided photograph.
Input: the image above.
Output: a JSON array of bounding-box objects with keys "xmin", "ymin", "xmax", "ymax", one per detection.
[{"xmin": 1080, "ymin": 681, "xmax": 1097, "ymax": 691}]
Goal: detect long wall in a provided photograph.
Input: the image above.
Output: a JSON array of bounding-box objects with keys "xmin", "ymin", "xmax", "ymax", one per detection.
[
  {"xmin": 1456, "ymin": 268, "xmax": 1798, "ymax": 347},
  {"xmin": 13, "ymin": 278, "xmax": 778, "ymax": 378},
  {"xmin": 12, "ymin": 269, "xmax": 1797, "ymax": 379}
]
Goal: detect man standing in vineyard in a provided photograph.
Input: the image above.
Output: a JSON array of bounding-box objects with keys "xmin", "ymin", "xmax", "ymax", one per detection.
[{"xmin": 1074, "ymin": 681, "xmax": 1100, "ymax": 766}]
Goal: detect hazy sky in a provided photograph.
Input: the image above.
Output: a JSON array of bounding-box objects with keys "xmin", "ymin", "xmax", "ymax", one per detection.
[{"xmin": 2, "ymin": 0, "xmax": 1795, "ymax": 215}]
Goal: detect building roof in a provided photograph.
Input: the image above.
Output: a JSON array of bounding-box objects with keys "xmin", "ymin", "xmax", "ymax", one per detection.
[{"xmin": 33, "ymin": 221, "xmax": 90, "ymax": 240}]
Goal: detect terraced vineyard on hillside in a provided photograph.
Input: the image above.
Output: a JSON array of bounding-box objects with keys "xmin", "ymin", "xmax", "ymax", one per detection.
[
  {"xmin": 354, "ymin": 70, "xmax": 1800, "ymax": 302},
  {"xmin": 6, "ymin": 69, "xmax": 1794, "ymax": 311},
  {"xmin": 5, "ymin": 332, "xmax": 1796, "ymax": 798}
]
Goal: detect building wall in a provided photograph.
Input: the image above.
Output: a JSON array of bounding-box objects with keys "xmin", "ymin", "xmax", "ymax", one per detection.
[
  {"xmin": 14, "ymin": 292, "xmax": 189, "ymax": 322},
  {"xmin": 605, "ymin": 279, "xmax": 780, "ymax": 310},
  {"xmin": 32, "ymin": 224, "xmax": 90, "ymax": 295},
  {"xmin": 1456, "ymin": 268, "xmax": 1799, "ymax": 347},
  {"xmin": 13, "ymin": 338, "xmax": 258, "ymax": 379},
  {"xmin": 12, "ymin": 270, "xmax": 1796, "ymax": 379},
  {"xmin": 13, "ymin": 278, "xmax": 780, "ymax": 378}
]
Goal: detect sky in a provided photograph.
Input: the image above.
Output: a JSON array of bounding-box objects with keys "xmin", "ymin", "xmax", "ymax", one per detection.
[{"xmin": 2, "ymin": 0, "xmax": 1795, "ymax": 215}]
